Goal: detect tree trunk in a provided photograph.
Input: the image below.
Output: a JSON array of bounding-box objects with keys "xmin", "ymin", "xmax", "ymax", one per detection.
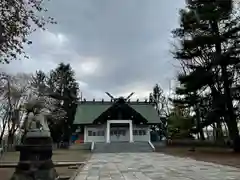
[
  {"xmin": 0, "ymin": 114, "xmax": 8, "ymax": 144},
  {"xmin": 0, "ymin": 128, "xmax": 5, "ymax": 144},
  {"xmin": 199, "ymin": 128, "xmax": 205, "ymax": 141},
  {"xmin": 221, "ymin": 66, "xmax": 240, "ymax": 151},
  {"xmin": 211, "ymin": 20, "xmax": 240, "ymax": 152},
  {"xmin": 7, "ymin": 122, "xmax": 18, "ymax": 148},
  {"xmin": 216, "ymin": 121, "xmax": 224, "ymax": 142},
  {"xmin": 212, "ymin": 123, "xmax": 216, "ymax": 141},
  {"xmin": 7, "ymin": 132, "xmax": 14, "ymax": 151},
  {"xmin": 223, "ymin": 122, "xmax": 229, "ymax": 137},
  {"xmin": 195, "ymin": 106, "xmax": 205, "ymax": 140},
  {"xmin": 225, "ymin": 118, "xmax": 240, "ymax": 151},
  {"xmin": 205, "ymin": 126, "xmax": 210, "ymax": 140},
  {"xmin": 197, "ymin": 133, "xmax": 200, "ymax": 140}
]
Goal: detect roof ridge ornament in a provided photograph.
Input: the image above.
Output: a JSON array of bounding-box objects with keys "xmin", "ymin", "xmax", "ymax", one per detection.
[{"xmin": 105, "ymin": 92, "xmax": 134, "ymax": 103}]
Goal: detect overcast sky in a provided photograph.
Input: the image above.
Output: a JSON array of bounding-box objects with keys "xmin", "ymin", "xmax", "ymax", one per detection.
[{"xmin": 1, "ymin": 0, "xmax": 185, "ymax": 100}]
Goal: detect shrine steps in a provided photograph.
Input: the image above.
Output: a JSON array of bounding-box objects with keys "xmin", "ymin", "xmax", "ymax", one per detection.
[{"xmin": 93, "ymin": 142, "xmax": 153, "ymax": 153}]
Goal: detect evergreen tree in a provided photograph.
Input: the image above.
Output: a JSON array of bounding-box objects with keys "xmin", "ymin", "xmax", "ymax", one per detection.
[
  {"xmin": 171, "ymin": 91, "xmax": 206, "ymax": 140},
  {"xmin": 172, "ymin": 0, "xmax": 240, "ymax": 151},
  {"xmin": 48, "ymin": 63, "xmax": 79, "ymax": 145},
  {"xmin": 167, "ymin": 101, "xmax": 195, "ymax": 139},
  {"xmin": 30, "ymin": 70, "xmax": 66, "ymax": 143}
]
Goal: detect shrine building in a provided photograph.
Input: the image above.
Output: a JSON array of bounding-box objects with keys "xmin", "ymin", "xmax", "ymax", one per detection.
[{"xmin": 73, "ymin": 94, "xmax": 160, "ymax": 143}]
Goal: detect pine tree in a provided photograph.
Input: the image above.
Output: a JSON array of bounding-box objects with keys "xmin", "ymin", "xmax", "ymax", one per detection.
[
  {"xmin": 30, "ymin": 70, "xmax": 66, "ymax": 143},
  {"xmin": 48, "ymin": 63, "xmax": 79, "ymax": 145},
  {"xmin": 172, "ymin": 0, "xmax": 240, "ymax": 151}
]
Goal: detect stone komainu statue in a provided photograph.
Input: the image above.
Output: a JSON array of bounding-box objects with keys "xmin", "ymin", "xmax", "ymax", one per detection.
[
  {"xmin": 22, "ymin": 98, "xmax": 50, "ymax": 132},
  {"xmin": 25, "ymin": 109, "xmax": 50, "ymax": 132}
]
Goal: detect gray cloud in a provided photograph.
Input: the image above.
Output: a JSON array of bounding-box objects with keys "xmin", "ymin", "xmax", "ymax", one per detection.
[{"xmin": 2, "ymin": 0, "xmax": 185, "ymax": 100}]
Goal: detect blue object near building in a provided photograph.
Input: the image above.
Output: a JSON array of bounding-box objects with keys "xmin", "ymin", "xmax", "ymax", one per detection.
[{"xmin": 71, "ymin": 134, "xmax": 78, "ymax": 143}]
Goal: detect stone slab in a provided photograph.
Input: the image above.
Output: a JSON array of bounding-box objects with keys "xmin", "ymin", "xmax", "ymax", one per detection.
[{"xmin": 74, "ymin": 153, "xmax": 240, "ymax": 180}]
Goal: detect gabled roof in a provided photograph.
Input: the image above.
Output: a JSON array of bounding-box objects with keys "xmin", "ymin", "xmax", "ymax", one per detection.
[
  {"xmin": 73, "ymin": 101, "xmax": 160, "ymax": 125},
  {"xmin": 130, "ymin": 104, "xmax": 160, "ymax": 124},
  {"xmin": 92, "ymin": 103, "xmax": 149, "ymax": 124},
  {"xmin": 74, "ymin": 104, "xmax": 111, "ymax": 124}
]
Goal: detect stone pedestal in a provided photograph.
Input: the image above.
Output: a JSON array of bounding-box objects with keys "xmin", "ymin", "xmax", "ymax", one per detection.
[{"xmin": 10, "ymin": 132, "xmax": 58, "ymax": 180}]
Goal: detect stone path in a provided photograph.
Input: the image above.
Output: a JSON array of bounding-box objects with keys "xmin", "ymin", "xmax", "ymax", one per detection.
[{"xmin": 74, "ymin": 153, "xmax": 240, "ymax": 180}]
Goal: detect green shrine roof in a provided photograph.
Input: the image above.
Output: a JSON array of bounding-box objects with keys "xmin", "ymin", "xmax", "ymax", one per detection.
[
  {"xmin": 129, "ymin": 104, "xmax": 160, "ymax": 124},
  {"xmin": 73, "ymin": 101, "xmax": 160, "ymax": 125},
  {"xmin": 74, "ymin": 103, "xmax": 111, "ymax": 124}
]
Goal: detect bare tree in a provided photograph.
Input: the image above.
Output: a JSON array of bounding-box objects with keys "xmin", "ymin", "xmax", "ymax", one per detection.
[
  {"xmin": 0, "ymin": 104, "xmax": 8, "ymax": 143},
  {"xmin": 151, "ymin": 84, "xmax": 171, "ymax": 117},
  {"xmin": 0, "ymin": 73, "xmax": 32, "ymax": 144},
  {"xmin": 0, "ymin": 0, "xmax": 56, "ymax": 63}
]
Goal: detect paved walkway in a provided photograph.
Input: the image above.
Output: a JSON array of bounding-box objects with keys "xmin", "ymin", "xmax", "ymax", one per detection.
[{"xmin": 75, "ymin": 153, "xmax": 240, "ymax": 180}]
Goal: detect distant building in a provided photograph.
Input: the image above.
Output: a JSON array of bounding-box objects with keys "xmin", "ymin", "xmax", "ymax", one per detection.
[{"xmin": 73, "ymin": 96, "xmax": 161, "ymax": 143}]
